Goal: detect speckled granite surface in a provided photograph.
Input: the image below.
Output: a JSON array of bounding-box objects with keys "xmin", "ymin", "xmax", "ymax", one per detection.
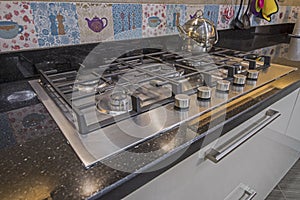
[{"xmin": 0, "ymin": 24, "xmax": 300, "ymax": 200}]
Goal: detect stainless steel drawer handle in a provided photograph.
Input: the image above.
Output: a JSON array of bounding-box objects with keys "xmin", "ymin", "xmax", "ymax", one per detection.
[
  {"xmin": 205, "ymin": 109, "xmax": 280, "ymax": 163},
  {"xmin": 224, "ymin": 183, "xmax": 256, "ymax": 200}
]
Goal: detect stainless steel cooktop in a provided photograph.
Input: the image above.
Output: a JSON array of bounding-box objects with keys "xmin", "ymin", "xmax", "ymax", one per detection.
[{"xmin": 30, "ymin": 41, "xmax": 297, "ymax": 168}]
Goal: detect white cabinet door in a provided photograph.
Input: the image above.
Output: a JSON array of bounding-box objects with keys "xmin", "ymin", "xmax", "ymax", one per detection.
[
  {"xmin": 267, "ymin": 88, "xmax": 299, "ymax": 135},
  {"xmin": 286, "ymin": 89, "xmax": 300, "ymax": 141},
  {"xmin": 123, "ymin": 108, "xmax": 300, "ymax": 200}
]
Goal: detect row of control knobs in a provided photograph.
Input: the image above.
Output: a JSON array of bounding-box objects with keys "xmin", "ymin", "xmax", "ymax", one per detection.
[{"xmin": 174, "ymin": 69, "xmax": 260, "ymax": 109}]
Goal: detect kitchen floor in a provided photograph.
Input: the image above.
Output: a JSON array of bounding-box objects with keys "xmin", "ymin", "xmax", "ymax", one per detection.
[{"xmin": 266, "ymin": 159, "xmax": 300, "ymax": 200}]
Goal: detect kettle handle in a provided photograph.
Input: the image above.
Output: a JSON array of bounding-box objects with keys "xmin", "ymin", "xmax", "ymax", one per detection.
[
  {"xmin": 193, "ymin": 9, "xmax": 204, "ymax": 19},
  {"xmin": 214, "ymin": 26, "xmax": 219, "ymax": 44}
]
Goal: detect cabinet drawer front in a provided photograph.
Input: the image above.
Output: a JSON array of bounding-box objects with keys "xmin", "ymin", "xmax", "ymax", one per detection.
[
  {"xmin": 267, "ymin": 88, "xmax": 299, "ymax": 135},
  {"xmin": 286, "ymin": 89, "xmax": 300, "ymax": 141}
]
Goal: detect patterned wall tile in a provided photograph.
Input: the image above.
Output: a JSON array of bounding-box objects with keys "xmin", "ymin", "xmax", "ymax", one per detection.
[
  {"xmin": 289, "ymin": 6, "xmax": 299, "ymax": 23},
  {"xmin": 112, "ymin": 4, "xmax": 142, "ymax": 40},
  {"xmin": 203, "ymin": 5, "xmax": 219, "ymax": 26},
  {"xmin": 283, "ymin": 6, "xmax": 292, "ymax": 23},
  {"xmin": 251, "ymin": 9, "xmax": 270, "ymax": 27},
  {"xmin": 274, "ymin": 44, "xmax": 282, "ymax": 57},
  {"xmin": 186, "ymin": 4, "xmax": 205, "ymax": 21},
  {"xmin": 252, "ymin": 46, "xmax": 276, "ymax": 57},
  {"xmin": 279, "ymin": 44, "xmax": 289, "ymax": 57},
  {"xmin": 76, "ymin": 3, "xmax": 113, "ymax": 43},
  {"xmin": 270, "ymin": 9, "xmax": 283, "ymax": 24},
  {"xmin": 0, "ymin": 1, "xmax": 38, "ymax": 52},
  {"xmin": 261, "ymin": 46, "xmax": 273, "ymax": 56},
  {"xmin": 218, "ymin": 4, "xmax": 235, "ymax": 29},
  {"xmin": 166, "ymin": 4, "xmax": 186, "ymax": 34},
  {"xmin": 0, "ymin": 2, "xmax": 298, "ymax": 53},
  {"xmin": 275, "ymin": 6, "xmax": 287, "ymax": 24},
  {"xmin": 30, "ymin": 2, "xmax": 80, "ymax": 47},
  {"xmin": 231, "ymin": 4, "xmax": 246, "ymax": 28},
  {"xmin": 142, "ymin": 4, "xmax": 166, "ymax": 37}
]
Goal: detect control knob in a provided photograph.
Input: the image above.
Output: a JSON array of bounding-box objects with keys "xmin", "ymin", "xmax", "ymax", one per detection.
[
  {"xmin": 216, "ymin": 80, "xmax": 230, "ymax": 92},
  {"xmin": 233, "ymin": 74, "xmax": 246, "ymax": 85},
  {"xmin": 197, "ymin": 86, "xmax": 212, "ymax": 100},
  {"xmin": 247, "ymin": 70, "xmax": 259, "ymax": 80},
  {"xmin": 263, "ymin": 56, "xmax": 271, "ymax": 67},
  {"xmin": 174, "ymin": 94, "xmax": 190, "ymax": 109},
  {"xmin": 248, "ymin": 60, "xmax": 256, "ymax": 70}
]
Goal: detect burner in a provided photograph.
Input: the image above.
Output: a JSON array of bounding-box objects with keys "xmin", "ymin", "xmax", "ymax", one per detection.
[
  {"xmin": 110, "ymin": 91, "xmax": 129, "ymax": 107},
  {"xmin": 144, "ymin": 64, "xmax": 178, "ymax": 75},
  {"xmin": 76, "ymin": 80, "xmax": 98, "ymax": 92},
  {"xmin": 181, "ymin": 58, "xmax": 210, "ymax": 68},
  {"xmin": 74, "ymin": 74, "xmax": 99, "ymax": 92},
  {"xmin": 96, "ymin": 90, "xmax": 132, "ymax": 115}
]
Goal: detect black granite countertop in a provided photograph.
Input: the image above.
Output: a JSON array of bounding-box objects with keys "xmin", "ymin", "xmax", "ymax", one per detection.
[{"xmin": 0, "ymin": 24, "xmax": 300, "ymax": 200}]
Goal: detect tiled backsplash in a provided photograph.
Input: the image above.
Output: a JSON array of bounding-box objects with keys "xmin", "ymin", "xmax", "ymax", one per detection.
[{"xmin": 0, "ymin": 1, "xmax": 299, "ymax": 53}]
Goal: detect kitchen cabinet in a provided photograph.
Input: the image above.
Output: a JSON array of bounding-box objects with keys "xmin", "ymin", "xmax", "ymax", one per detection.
[
  {"xmin": 123, "ymin": 91, "xmax": 300, "ymax": 200},
  {"xmin": 267, "ymin": 88, "xmax": 299, "ymax": 135},
  {"xmin": 286, "ymin": 89, "xmax": 300, "ymax": 141}
]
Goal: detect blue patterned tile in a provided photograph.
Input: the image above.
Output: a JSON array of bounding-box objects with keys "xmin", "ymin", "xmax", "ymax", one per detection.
[
  {"xmin": 166, "ymin": 4, "xmax": 186, "ymax": 34},
  {"xmin": 112, "ymin": 4, "xmax": 142, "ymax": 40},
  {"xmin": 30, "ymin": 2, "xmax": 80, "ymax": 47},
  {"xmin": 0, "ymin": 113, "xmax": 16, "ymax": 150},
  {"xmin": 203, "ymin": 5, "xmax": 219, "ymax": 26}
]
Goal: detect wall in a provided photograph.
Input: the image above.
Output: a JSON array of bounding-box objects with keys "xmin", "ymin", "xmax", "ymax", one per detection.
[
  {"xmin": 9, "ymin": 0, "xmax": 300, "ymax": 6},
  {"xmin": 0, "ymin": 1, "xmax": 298, "ymax": 53}
]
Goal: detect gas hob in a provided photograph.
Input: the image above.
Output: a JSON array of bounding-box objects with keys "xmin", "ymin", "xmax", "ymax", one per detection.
[{"xmin": 30, "ymin": 43, "xmax": 297, "ymax": 168}]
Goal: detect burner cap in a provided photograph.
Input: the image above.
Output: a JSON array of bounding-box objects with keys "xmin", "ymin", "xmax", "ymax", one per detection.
[{"xmin": 96, "ymin": 90, "xmax": 132, "ymax": 115}]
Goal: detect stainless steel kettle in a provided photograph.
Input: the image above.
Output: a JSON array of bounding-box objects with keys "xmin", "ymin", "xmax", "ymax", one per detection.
[{"xmin": 177, "ymin": 10, "xmax": 218, "ymax": 52}]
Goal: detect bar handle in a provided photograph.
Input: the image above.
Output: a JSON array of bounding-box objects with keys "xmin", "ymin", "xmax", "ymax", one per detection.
[
  {"xmin": 224, "ymin": 183, "xmax": 256, "ymax": 200},
  {"xmin": 205, "ymin": 109, "xmax": 280, "ymax": 163}
]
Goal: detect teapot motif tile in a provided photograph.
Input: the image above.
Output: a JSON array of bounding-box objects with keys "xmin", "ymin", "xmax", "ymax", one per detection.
[{"xmin": 76, "ymin": 3, "xmax": 114, "ymax": 43}]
